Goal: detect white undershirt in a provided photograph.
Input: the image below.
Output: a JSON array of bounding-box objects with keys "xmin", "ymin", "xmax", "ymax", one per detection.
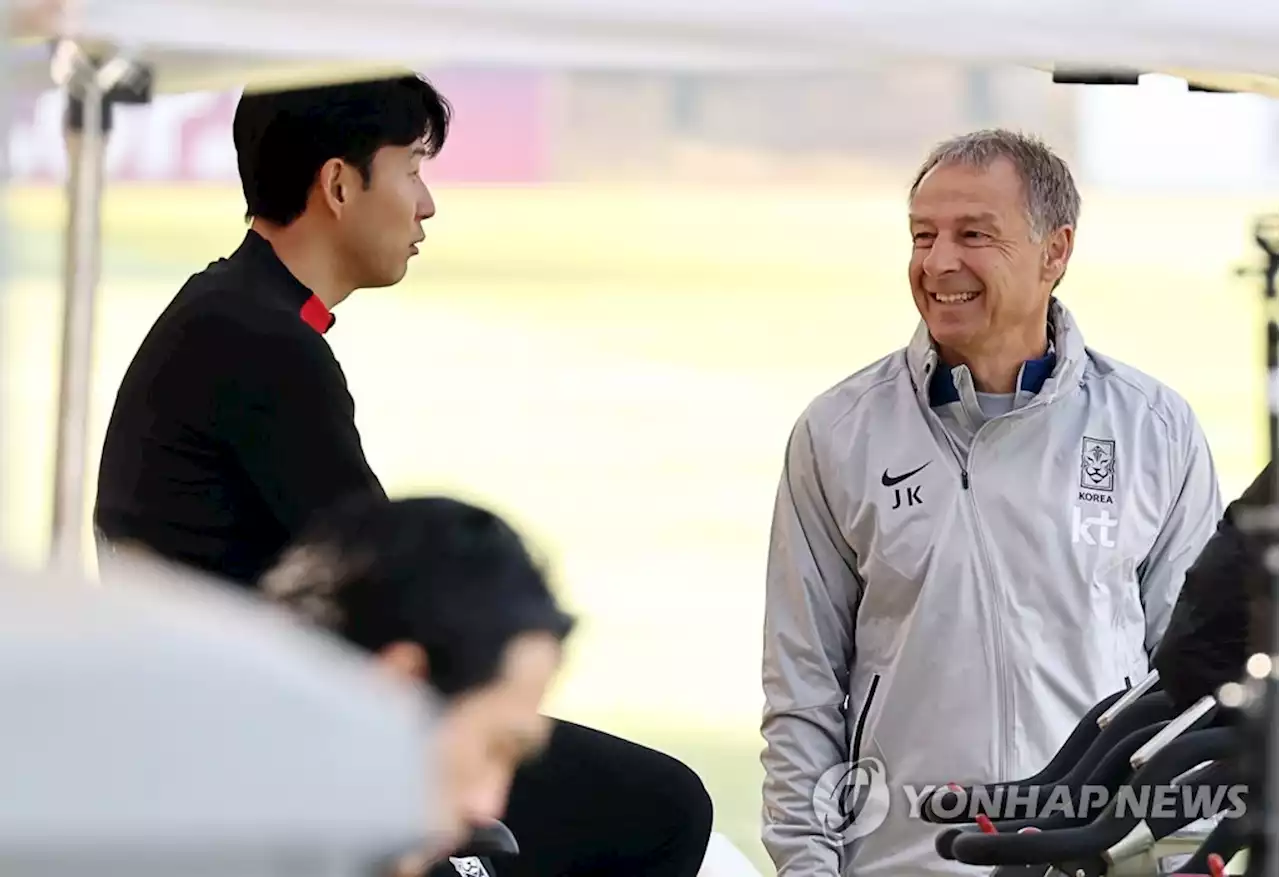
[{"xmin": 975, "ymin": 392, "xmax": 1016, "ymax": 421}]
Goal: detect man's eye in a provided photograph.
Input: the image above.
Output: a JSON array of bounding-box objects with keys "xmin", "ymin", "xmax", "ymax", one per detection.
[
  {"xmin": 962, "ymin": 230, "xmax": 990, "ymax": 241},
  {"xmin": 912, "ymin": 232, "xmax": 934, "ymax": 245}
]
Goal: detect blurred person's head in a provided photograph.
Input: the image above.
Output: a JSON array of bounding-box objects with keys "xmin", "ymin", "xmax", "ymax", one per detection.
[
  {"xmin": 260, "ymin": 495, "xmax": 573, "ymax": 855},
  {"xmin": 907, "ymin": 129, "xmax": 1079, "ymax": 392},
  {"xmin": 233, "ymin": 75, "xmax": 451, "ymax": 303}
]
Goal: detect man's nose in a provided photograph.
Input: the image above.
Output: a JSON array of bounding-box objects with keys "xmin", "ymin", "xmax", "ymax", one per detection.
[
  {"xmin": 417, "ymin": 186, "xmax": 436, "ymax": 222},
  {"xmin": 465, "ymin": 778, "xmax": 512, "ymax": 827},
  {"xmin": 921, "ymin": 235, "xmax": 962, "ymax": 276}
]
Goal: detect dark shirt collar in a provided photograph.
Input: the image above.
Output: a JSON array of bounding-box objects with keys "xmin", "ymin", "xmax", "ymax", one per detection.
[
  {"xmin": 234, "ymin": 230, "xmax": 335, "ymax": 335},
  {"xmin": 928, "ymin": 343, "xmax": 1057, "ymax": 407}
]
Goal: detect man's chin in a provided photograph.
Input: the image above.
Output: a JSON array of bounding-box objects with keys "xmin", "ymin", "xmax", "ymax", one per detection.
[
  {"xmin": 925, "ymin": 320, "xmax": 982, "ymax": 352},
  {"xmin": 361, "ymin": 262, "xmax": 411, "ymax": 290}
]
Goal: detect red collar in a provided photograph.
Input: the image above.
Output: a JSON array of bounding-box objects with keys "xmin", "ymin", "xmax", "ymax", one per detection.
[{"xmin": 299, "ymin": 295, "xmax": 335, "ymax": 335}]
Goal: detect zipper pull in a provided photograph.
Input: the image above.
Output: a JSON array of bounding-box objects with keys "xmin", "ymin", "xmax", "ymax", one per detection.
[{"xmin": 961, "ymin": 470, "xmax": 970, "ymax": 490}]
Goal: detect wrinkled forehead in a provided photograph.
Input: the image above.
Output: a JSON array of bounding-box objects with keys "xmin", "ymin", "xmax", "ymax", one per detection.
[{"xmin": 908, "ymin": 157, "xmax": 1029, "ymax": 224}]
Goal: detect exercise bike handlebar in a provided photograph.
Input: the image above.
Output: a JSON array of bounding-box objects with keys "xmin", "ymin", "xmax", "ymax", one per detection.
[
  {"xmin": 934, "ymin": 720, "xmax": 1178, "ymax": 859},
  {"xmin": 920, "ymin": 688, "xmax": 1125, "ymax": 824},
  {"xmin": 922, "ymin": 690, "xmax": 1175, "ymax": 825},
  {"xmin": 1097, "ymin": 670, "xmax": 1161, "ymax": 728},
  {"xmin": 949, "ymin": 727, "xmax": 1236, "ymax": 867},
  {"xmin": 1103, "ymin": 758, "xmax": 1239, "ymax": 865},
  {"xmin": 1130, "ymin": 695, "xmax": 1217, "ymax": 769},
  {"xmin": 987, "ymin": 699, "xmax": 1219, "ymax": 836}
]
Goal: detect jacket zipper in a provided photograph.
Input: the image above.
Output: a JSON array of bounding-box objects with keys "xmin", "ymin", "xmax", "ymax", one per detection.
[
  {"xmin": 851, "ymin": 674, "xmax": 881, "ymax": 764},
  {"xmin": 965, "ymin": 476, "xmax": 1011, "ymax": 783},
  {"xmin": 916, "ymin": 367, "xmax": 1060, "ymax": 784},
  {"xmin": 929, "ymin": 417, "xmax": 1010, "ymax": 782}
]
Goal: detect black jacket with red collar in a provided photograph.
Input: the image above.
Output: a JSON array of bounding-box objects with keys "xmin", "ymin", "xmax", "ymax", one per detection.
[
  {"xmin": 1152, "ymin": 460, "xmax": 1276, "ymax": 711},
  {"xmin": 95, "ymin": 230, "xmax": 385, "ymax": 585}
]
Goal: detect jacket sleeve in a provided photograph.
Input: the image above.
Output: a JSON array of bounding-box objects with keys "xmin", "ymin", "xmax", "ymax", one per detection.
[
  {"xmin": 1152, "ymin": 461, "xmax": 1275, "ymax": 712},
  {"xmin": 1137, "ymin": 412, "xmax": 1222, "ymax": 655},
  {"xmin": 761, "ymin": 414, "xmax": 862, "ymax": 877}
]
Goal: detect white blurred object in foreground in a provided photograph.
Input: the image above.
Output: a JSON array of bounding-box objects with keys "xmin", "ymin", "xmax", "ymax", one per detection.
[
  {"xmin": 0, "ymin": 555, "xmax": 447, "ymax": 877},
  {"xmin": 698, "ymin": 833, "xmax": 765, "ymax": 877}
]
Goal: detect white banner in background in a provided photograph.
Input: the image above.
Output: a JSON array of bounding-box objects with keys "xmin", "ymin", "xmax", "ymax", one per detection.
[
  {"xmin": 1078, "ymin": 75, "xmax": 1280, "ymax": 193},
  {"xmin": 8, "ymin": 89, "xmax": 240, "ymax": 182}
]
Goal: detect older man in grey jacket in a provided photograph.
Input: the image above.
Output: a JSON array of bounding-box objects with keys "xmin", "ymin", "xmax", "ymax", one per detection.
[{"xmin": 760, "ymin": 129, "xmax": 1222, "ymax": 876}]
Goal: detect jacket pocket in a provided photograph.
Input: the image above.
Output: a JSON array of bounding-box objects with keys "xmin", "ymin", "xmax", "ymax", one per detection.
[{"xmin": 850, "ymin": 674, "xmax": 881, "ymax": 764}]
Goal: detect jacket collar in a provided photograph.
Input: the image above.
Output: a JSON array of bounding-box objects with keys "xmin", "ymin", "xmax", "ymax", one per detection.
[
  {"xmin": 906, "ymin": 297, "xmax": 1087, "ymax": 409},
  {"xmin": 235, "ymin": 230, "xmax": 335, "ymax": 335}
]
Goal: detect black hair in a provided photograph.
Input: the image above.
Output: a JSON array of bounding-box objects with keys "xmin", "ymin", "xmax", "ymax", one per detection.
[
  {"xmin": 232, "ymin": 74, "xmax": 452, "ymax": 226},
  {"xmin": 261, "ymin": 495, "xmax": 575, "ymax": 698}
]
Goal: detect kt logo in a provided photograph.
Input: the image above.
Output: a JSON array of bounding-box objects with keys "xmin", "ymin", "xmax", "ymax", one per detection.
[{"xmin": 1072, "ymin": 505, "xmax": 1118, "ymax": 547}]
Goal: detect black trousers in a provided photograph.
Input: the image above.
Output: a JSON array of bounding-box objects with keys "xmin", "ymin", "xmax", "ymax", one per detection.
[{"xmin": 437, "ymin": 719, "xmax": 713, "ymax": 877}]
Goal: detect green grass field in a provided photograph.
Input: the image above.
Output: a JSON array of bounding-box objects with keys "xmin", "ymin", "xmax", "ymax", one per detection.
[{"xmin": 0, "ymin": 182, "xmax": 1273, "ymax": 871}]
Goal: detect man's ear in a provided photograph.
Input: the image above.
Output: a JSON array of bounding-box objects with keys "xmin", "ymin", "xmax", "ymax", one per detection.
[
  {"xmin": 376, "ymin": 641, "xmax": 430, "ymax": 683},
  {"xmin": 317, "ymin": 158, "xmax": 350, "ymax": 217},
  {"xmin": 1043, "ymin": 225, "xmax": 1074, "ymax": 286}
]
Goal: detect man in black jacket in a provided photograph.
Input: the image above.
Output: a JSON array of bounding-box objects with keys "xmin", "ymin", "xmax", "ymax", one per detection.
[
  {"xmin": 1152, "ymin": 459, "xmax": 1276, "ymax": 877},
  {"xmin": 261, "ymin": 493, "xmax": 577, "ymax": 870},
  {"xmin": 1152, "ymin": 460, "xmax": 1276, "ymax": 711},
  {"xmin": 95, "ymin": 75, "xmax": 713, "ymax": 877}
]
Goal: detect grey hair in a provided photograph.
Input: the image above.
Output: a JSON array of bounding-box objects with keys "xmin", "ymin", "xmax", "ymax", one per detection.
[{"xmin": 909, "ymin": 129, "xmax": 1081, "ymax": 241}]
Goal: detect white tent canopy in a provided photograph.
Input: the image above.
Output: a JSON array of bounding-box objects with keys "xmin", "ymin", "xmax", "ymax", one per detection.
[{"xmin": 9, "ymin": 0, "xmax": 1279, "ymax": 95}]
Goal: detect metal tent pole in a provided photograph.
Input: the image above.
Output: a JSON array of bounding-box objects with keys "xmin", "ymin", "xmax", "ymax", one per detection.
[
  {"xmin": 45, "ymin": 43, "xmax": 151, "ymax": 572},
  {"xmin": 50, "ymin": 80, "xmax": 107, "ymax": 571},
  {"xmin": 0, "ymin": 0, "xmax": 10, "ymax": 561}
]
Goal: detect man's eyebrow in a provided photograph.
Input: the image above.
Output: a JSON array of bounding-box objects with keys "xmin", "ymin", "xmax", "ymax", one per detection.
[{"xmin": 909, "ymin": 211, "xmax": 1000, "ymax": 226}]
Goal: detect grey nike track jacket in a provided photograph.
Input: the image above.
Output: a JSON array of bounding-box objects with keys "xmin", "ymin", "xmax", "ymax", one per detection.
[{"xmin": 761, "ymin": 300, "xmax": 1221, "ymax": 876}]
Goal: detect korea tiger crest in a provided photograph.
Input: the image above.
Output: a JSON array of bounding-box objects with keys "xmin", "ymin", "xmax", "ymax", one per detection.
[{"xmin": 1080, "ymin": 437, "xmax": 1116, "ymax": 492}]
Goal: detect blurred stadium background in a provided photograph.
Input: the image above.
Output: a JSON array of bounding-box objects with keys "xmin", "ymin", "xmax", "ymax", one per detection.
[{"xmin": 1, "ymin": 62, "xmax": 1276, "ymax": 871}]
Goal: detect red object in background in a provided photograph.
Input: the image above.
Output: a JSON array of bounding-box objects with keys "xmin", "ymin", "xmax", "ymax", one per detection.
[
  {"xmin": 175, "ymin": 90, "xmax": 238, "ymax": 181},
  {"xmin": 1173, "ymin": 853, "xmax": 1227, "ymax": 877},
  {"xmin": 6, "ymin": 70, "xmax": 552, "ymax": 184},
  {"xmin": 416, "ymin": 70, "xmax": 550, "ymax": 184}
]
